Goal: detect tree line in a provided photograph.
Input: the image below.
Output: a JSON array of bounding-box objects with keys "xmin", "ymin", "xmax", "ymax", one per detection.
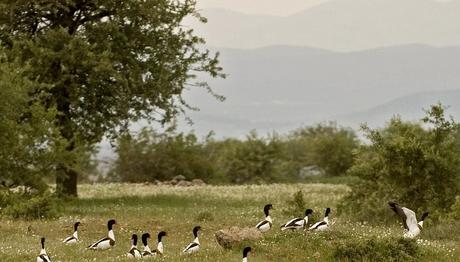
[{"xmin": 109, "ymin": 123, "xmax": 359, "ymax": 184}]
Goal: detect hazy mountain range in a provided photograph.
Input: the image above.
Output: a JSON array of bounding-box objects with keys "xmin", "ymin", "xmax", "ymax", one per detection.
[
  {"xmin": 178, "ymin": 44, "xmax": 460, "ymax": 138},
  {"xmin": 189, "ymin": 0, "xmax": 460, "ymax": 51}
]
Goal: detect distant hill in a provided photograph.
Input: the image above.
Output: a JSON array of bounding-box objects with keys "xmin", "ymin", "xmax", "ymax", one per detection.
[
  {"xmin": 338, "ymin": 90, "xmax": 460, "ymax": 129},
  {"xmin": 189, "ymin": 0, "xmax": 460, "ymax": 51},
  {"xmin": 178, "ymin": 44, "xmax": 460, "ymax": 137}
]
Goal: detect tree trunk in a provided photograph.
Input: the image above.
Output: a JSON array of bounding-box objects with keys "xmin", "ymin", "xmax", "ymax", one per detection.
[
  {"xmin": 55, "ymin": 84, "xmax": 79, "ymax": 198},
  {"xmin": 56, "ymin": 164, "xmax": 78, "ymax": 197}
]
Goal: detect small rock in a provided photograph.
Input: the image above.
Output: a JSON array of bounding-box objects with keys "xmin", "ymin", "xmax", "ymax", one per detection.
[
  {"xmin": 172, "ymin": 175, "xmax": 186, "ymax": 181},
  {"xmin": 191, "ymin": 179, "xmax": 206, "ymax": 186},
  {"xmin": 176, "ymin": 180, "xmax": 193, "ymax": 187},
  {"xmin": 162, "ymin": 181, "xmax": 172, "ymax": 186},
  {"xmin": 215, "ymin": 227, "xmax": 263, "ymax": 249}
]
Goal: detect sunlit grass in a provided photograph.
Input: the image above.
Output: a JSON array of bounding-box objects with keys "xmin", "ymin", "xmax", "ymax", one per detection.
[{"xmin": 0, "ymin": 183, "xmax": 457, "ymax": 261}]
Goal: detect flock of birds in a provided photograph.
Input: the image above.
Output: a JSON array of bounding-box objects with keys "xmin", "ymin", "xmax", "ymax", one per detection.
[{"xmin": 36, "ymin": 201, "xmax": 428, "ymax": 262}]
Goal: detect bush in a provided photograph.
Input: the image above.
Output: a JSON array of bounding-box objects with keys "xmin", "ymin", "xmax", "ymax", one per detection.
[
  {"xmin": 0, "ymin": 189, "xmax": 59, "ymax": 219},
  {"xmin": 339, "ymin": 104, "xmax": 460, "ymax": 221},
  {"xmin": 113, "ymin": 128, "xmax": 215, "ymax": 183},
  {"xmin": 333, "ymin": 238, "xmax": 420, "ymax": 261},
  {"xmin": 448, "ymin": 196, "xmax": 460, "ymax": 220},
  {"xmin": 223, "ymin": 131, "xmax": 287, "ymax": 184},
  {"xmin": 285, "ymin": 122, "xmax": 358, "ymax": 177},
  {"xmin": 284, "ymin": 190, "xmax": 306, "ymax": 216}
]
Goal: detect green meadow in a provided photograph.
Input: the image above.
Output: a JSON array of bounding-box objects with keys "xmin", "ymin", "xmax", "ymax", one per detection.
[{"xmin": 0, "ymin": 183, "xmax": 458, "ymax": 261}]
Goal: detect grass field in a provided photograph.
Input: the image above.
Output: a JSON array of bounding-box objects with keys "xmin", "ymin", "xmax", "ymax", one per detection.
[{"xmin": 0, "ymin": 183, "xmax": 458, "ymax": 261}]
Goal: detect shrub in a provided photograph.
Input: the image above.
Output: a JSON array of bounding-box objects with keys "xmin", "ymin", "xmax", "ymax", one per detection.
[
  {"xmin": 284, "ymin": 190, "xmax": 306, "ymax": 216},
  {"xmin": 448, "ymin": 196, "xmax": 460, "ymax": 220},
  {"xmin": 224, "ymin": 131, "xmax": 286, "ymax": 184},
  {"xmin": 339, "ymin": 104, "xmax": 460, "ymax": 221},
  {"xmin": 333, "ymin": 238, "xmax": 419, "ymax": 261},
  {"xmin": 0, "ymin": 189, "xmax": 59, "ymax": 219},
  {"xmin": 285, "ymin": 122, "xmax": 358, "ymax": 177},
  {"xmin": 113, "ymin": 128, "xmax": 215, "ymax": 183}
]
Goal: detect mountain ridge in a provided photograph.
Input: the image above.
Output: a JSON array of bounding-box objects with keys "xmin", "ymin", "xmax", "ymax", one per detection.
[
  {"xmin": 191, "ymin": 0, "xmax": 460, "ymax": 51},
  {"xmin": 181, "ymin": 44, "xmax": 460, "ymax": 137}
]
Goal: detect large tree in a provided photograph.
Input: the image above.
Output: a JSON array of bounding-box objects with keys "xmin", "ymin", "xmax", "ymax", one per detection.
[{"xmin": 0, "ymin": 0, "xmax": 223, "ymax": 197}]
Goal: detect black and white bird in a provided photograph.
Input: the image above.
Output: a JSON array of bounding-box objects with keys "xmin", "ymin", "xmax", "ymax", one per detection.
[
  {"xmin": 242, "ymin": 246, "xmax": 252, "ymax": 262},
  {"xmin": 281, "ymin": 208, "xmax": 313, "ymax": 231},
  {"xmin": 388, "ymin": 202, "xmax": 429, "ymax": 238},
  {"xmin": 63, "ymin": 222, "xmax": 80, "ymax": 244},
  {"xmin": 87, "ymin": 219, "xmax": 116, "ymax": 250},
  {"xmin": 183, "ymin": 226, "xmax": 201, "ymax": 254},
  {"xmin": 309, "ymin": 207, "xmax": 331, "ymax": 231},
  {"xmin": 154, "ymin": 231, "xmax": 167, "ymax": 255},
  {"xmin": 142, "ymin": 231, "xmax": 167, "ymax": 257},
  {"xmin": 141, "ymin": 233, "xmax": 153, "ymax": 257},
  {"xmin": 36, "ymin": 237, "xmax": 51, "ymax": 262},
  {"xmin": 127, "ymin": 234, "xmax": 142, "ymax": 258},
  {"xmin": 255, "ymin": 204, "xmax": 273, "ymax": 232}
]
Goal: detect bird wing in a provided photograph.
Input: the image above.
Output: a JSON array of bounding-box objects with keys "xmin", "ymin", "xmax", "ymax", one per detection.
[
  {"xmin": 283, "ymin": 218, "xmax": 303, "ymax": 228},
  {"xmin": 309, "ymin": 221, "xmax": 327, "ymax": 230},
  {"xmin": 88, "ymin": 237, "xmax": 112, "ymax": 249},
  {"xmin": 183, "ymin": 242, "xmax": 199, "ymax": 253},
  {"xmin": 402, "ymin": 207, "xmax": 419, "ymax": 235},
  {"xmin": 128, "ymin": 247, "xmax": 141, "ymax": 257},
  {"xmin": 255, "ymin": 220, "xmax": 269, "ymax": 229},
  {"xmin": 38, "ymin": 255, "xmax": 51, "ymax": 262},
  {"xmin": 63, "ymin": 236, "xmax": 76, "ymax": 243},
  {"xmin": 390, "ymin": 204, "xmax": 408, "ymax": 230}
]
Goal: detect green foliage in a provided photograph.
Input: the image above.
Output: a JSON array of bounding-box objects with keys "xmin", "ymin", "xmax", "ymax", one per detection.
[
  {"xmin": 333, "ymin": 238, "xmax": 420, "ymax": 261},
  {"xmin": 0, "ymin": 189, "xmax": 59, "ymax": 219},
  {"xmin": 113, "ymin": 128, "xmax": 215, "ymax": 182},
  {"xmin": 340, "ymin": 104, "xmax": 460, "ymax": 221},
  {"xmin": 111, "ymin": 124, "xmax": 359, "ymax": 184},
  {"xmin": 0, "ymin": 0, "xmax": 224, "ymax": 196},
  {"xmin": 448, "ymin": 196, "xmax": 460, "ymax": 221},
  {"xmin": 224, "ymin": 131, "xmax": 287, "ymax": 184},
  {"xmin": 284, "ymin": 190, "xmax": 306, "ymax": 216},
  {"xmin": 0, "ymin": 50, "xmax": 63, "ymax": 191},
  {"xmin": 285, "ymin": 122, "xmax": 358, "ymax": 177},
  {"xmin": 1, "ymin": 0, "xmax": 223, "ymax": 143}
]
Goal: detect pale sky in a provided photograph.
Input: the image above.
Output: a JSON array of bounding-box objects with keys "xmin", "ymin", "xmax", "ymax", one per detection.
[
  {"xmin": 196, "ymin": 0, "xmax": 331, "ymax": 16},
  {"xmin": 196, "ymin": 0, "xmax": 453, "ymax": 16}
]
